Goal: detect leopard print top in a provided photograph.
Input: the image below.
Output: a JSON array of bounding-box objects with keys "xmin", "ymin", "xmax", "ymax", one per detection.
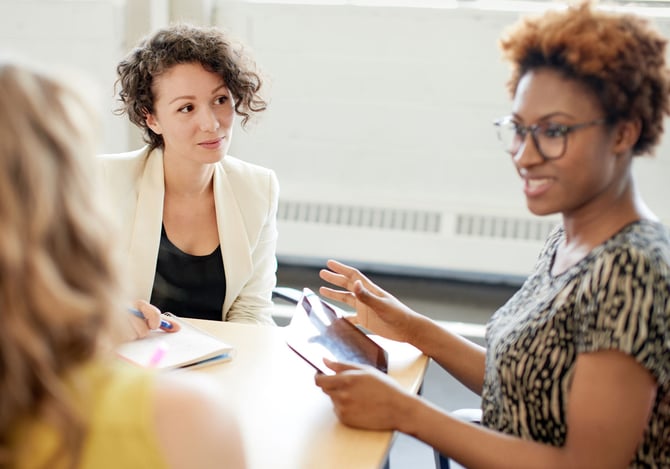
[{"xmin": 482, "ymin": 220, "xmax": 670, "ymax": 467}]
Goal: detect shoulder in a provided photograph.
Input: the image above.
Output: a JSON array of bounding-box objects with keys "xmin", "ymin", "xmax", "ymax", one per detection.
[
  {"xmin": 597, "ymin": 220, "xmax": 670, "ymax": 281},
  {"xmin": 98, "ymin": 146, "xmax": 151, "ymax": 166},
  {"xmin": 218, "ymin": 155, "xmax": 279, "ymax": 203},
  {"xmin": 577, "ymin": 221, "xmax": 670, "ymax": 307},
  {"xmin": 151, "ymin": 371, "xmax": 246, "ymax": 469},
  {"xmin": 221, "ymin": 155, "xmax": 277, "ymax": 184},
  {"xmin": 574, "ymin": 221, "xmax": 670, "ymax": 379},
  {"xmin": 96, "ymin": 146, "xmax": 154, "ymax": 185}
]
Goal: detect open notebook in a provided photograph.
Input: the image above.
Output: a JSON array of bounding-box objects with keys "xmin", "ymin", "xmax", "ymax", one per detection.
[{"xmin": 116, "ymin": 315, "xmax": 234, "ymax": 369}]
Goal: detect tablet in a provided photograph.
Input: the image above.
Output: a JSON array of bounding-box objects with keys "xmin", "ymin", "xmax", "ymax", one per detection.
[{"xmin": 285, "ymin": 288, "xmax": 388, "ymax": 375}]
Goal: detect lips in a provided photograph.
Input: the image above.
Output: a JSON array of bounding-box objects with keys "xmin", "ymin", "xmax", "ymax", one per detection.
[
  {"xmin": 198, "ymin": 137, "xmax": 224, "ymax": 149},
  {"xmin": 524, "ymin": 177, "xmax": 552, "ymax": 197}
]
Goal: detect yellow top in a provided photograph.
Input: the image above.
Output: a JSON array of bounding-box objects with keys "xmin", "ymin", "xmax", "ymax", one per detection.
[{"xmin": 10, "ymin": 359, "xmax": 169, "ymax": 469}]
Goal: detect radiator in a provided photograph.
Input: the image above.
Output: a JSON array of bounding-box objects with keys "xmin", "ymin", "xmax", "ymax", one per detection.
[{"xmin": 217, "ymin": 0, "xmax": 670, "ymax": 283}]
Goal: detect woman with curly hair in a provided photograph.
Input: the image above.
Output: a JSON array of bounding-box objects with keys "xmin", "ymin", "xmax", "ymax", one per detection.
[
  {"xmin": 100, "ymin": 23, "xmax": 278, "ymax": 327},
  {"xmin": 0, "ymin": 60, "xmax": 245, "ymax": 469},
  {"xmin": 314, "ymin": 3, "xmax": 670, "ymax": 467}
]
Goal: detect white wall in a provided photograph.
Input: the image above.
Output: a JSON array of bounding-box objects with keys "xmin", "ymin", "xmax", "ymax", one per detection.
[
  {"xmin": 215, "ymin": 1, "xmax": 670, "ymax": 283},
  {"xmin": 1, "ymin": 0, "xmax": 668, "ymax": 283},
  {"xmin": 0, "ymin": 0, "xmax": 130, "ymax": 152}
]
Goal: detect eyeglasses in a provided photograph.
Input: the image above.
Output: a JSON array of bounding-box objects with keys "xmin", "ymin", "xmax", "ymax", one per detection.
[{"xmin": 493, "ymin": 116, "xmax": 607, "ymax": 160}]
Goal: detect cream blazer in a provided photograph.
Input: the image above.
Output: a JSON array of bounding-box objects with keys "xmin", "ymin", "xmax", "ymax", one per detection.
[{"xmin": 98, "ymin": 146, "xmax": 278, "ymax": 325}]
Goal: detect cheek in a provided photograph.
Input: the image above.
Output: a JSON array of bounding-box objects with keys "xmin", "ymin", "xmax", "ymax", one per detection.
[
  {"xmin": 561, "ymin": 142, "xmax": 615, "ymax": 194},
  {"xmin": 221, "ymin": 107, "xmax": 236, "ymax": 126},
  {"xmin": 166, "ymin": 118, "xmax": 195, "ymax": 136}
]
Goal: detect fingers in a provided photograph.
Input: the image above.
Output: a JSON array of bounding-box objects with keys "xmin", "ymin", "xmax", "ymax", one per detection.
[
  {"xmin": 318, "ymin": 286, "xmax": 356, "ymax": 308},
  {"xmin": 135, "ymin": 300, "xmax": 162, "ymax": 329},
  {"xmin": 351, "ymin": 280, "xmax": 379, "ymax": 307},
  {"xmin": 319, "ymin": 260, "xmax": 368, "ymax": 298},
  {"xmin": 324, "ymin": 357, "xmax": 361, "ymax": 373},
  {"xmin": 319, "ymin": 267, "xmax": 349, "ymax": 290},
  {"xmin": 322, "ymin": 259, "xmax": 385, "ymax": 297},
  {"xmin": 160, "ymin": 314, "xmax": 181, "ymax": 332},
  {"xmin": 135, "ymin": 300, "xmax": 180, "ymax": 332},
  {"xmin": 314, "ymin": 359, "xmax": 365, "ymax": 391}
]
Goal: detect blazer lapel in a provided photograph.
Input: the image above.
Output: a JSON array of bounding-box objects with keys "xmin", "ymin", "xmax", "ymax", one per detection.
[
  {"xmin": 129, "ymin": 149, "xmax": 165, "ymax": 301},
  {"xmin": 213, "ymin": 163, "xmax": 253, "ymax": 316}
]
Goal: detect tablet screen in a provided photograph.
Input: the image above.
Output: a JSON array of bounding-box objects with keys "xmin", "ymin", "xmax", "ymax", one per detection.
[{"xmin": 286, "ymin": 288, "xmax": 388, "ymax": 375}]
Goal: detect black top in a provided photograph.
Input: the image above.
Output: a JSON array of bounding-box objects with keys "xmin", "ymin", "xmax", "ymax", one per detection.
[{"xmin": 150, "ymin": 225, "xmax": 226, "ymax": 321}]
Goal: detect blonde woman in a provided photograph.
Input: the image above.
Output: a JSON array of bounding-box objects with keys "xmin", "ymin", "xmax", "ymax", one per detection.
[{"xmin": 0, "ymin": 61, "xmax": 245, "ymax": 469}]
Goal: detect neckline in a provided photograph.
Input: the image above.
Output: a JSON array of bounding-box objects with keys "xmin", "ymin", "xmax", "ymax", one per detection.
[
  {"xmin": 160, "ymin": 224, "xmax": 220, "ymax": 258},
  {"xmin": 547, "ymin": 219, "xmax": 656, "ymax": 280}
]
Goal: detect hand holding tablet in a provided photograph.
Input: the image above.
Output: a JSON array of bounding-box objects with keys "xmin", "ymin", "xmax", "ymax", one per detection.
[{"xmin": 286, "ymin": 288, "xmax": 388, "ymax": 375}]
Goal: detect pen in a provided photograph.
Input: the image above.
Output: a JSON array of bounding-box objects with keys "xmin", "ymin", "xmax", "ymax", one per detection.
[{"xmin": 128, "ymin": 307, "xmax": 173, "ymax": 330}]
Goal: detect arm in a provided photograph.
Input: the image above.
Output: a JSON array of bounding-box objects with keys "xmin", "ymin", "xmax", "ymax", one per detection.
[
  {"xmin": 153, "ymin": 372, "xmax": 246, "ymax": 469},
  {"xmin": 320, "ymin": 259, "xmax": 486, "ymax": 393},
  {"xmin": 316, "ymin": 350, "xmax": 656, "ymax": 469}
]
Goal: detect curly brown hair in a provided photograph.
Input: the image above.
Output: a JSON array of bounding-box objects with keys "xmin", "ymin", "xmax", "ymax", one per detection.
[
  {"xmin": 499, "ymin": 1, "xmax": 670, "ymax": 156},
  {"xmin": 115, "ymin": 23, "xmax": 268, "ymax": 151}
]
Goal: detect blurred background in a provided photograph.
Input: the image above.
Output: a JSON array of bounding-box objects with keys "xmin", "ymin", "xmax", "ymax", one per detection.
[
  {"xmin": 2, "ymin": 0, "xmax": 668, "ymax": 288},
  {"xmin": 2, "ymin": 1, "xmax": 669, "ymax": 466}
]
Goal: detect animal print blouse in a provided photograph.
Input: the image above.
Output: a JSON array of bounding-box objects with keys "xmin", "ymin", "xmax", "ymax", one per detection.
[{"xmin": 482, "ymin": 220, "xmax": 669, "ymax": 467}]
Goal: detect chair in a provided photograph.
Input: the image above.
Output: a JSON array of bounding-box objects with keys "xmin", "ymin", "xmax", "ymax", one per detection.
[
  {"xmin": 271, "ymin": 286, "xmax": 349, "ymax": 326},
  {"xmin": 434, "ymin": 408, "xmax": 482, "ymax": 469}
]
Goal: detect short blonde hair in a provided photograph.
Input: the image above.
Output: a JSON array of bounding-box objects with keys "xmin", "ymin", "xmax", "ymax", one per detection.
[{"xmin": 0, "ymin": 61, "xmax": 126, "ymax": 467}]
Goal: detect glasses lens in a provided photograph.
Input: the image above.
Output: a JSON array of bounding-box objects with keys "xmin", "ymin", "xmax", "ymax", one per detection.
[
  {"xmin": 534, "ymin": 124, "xmax": 565, "ymax": 159},
  {"xmin": 495, "ymin": 119, "xmax": 521, "ymax": 155}
]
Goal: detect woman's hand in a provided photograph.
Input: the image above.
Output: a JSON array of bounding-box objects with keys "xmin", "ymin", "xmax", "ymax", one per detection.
[
  {"xmin": 319, "ymin": 259, "xmax": 422, "ymax": 343},
  {"xmin": 314, "ymin": 358, "xmax": 414, "ymax": 431},
  {"xmin": 127, "ymin": 300, "xmax": 181, "ymax": 339}
]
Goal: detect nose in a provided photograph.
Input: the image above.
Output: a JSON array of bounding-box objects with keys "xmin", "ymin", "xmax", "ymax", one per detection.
[
  {"xmin": 512, "ymin": 132, "xmax": 543, "ymax": 168},
  {"xmin": 198, "ymin": 107, "xmax": 221, "ymax": 132}
]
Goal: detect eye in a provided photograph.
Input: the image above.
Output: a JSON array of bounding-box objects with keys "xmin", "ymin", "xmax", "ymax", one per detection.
[
  {"xmin": 178, "ymin": 104, "xmax": 193, "ymax": 114},
  {"xmin": 541, "ymin": 123, "xmax": 568, "ymax": 139},
  {"xmin": 511, "ymin": 122, "xmax": 526, "ymax": 137},
  {"xmin": 214, "ymin": 95, "xmax": 229, "ymax": 105}
]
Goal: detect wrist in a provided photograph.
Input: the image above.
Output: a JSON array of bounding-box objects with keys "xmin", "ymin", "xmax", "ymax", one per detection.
[
  {"xmin": 392, "ymin": 391, "xmax": 426, "ymax": 437},
  {"xmin": 404, "ymin": 312, "xmax": 431, "ymax": 346}
]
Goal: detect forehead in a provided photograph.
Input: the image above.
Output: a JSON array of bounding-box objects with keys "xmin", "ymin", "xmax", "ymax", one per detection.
[
  {"xmin": 152, "ymin": 62, "xmax": 225, "ymax": 100},
  {"xmin": 512, "ymin": 69, "xmax": 602, "ymax": 120}
]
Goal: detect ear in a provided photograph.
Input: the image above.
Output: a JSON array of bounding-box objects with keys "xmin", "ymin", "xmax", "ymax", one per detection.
[
  {"xmin": 611, "ymin": 118, "xmax": 641, "ymax": 156},
  {"xmin": 145, "ymin": 111, "xmax": 162, "ymax": 135}
]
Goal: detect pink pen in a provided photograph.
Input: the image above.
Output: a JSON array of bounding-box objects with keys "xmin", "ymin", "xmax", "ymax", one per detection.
[{"xmin": 148, "ymin": 342, "xmax": 169, "ymax": 368}]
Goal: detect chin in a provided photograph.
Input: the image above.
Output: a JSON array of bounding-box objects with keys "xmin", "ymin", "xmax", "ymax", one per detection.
[{"xmin": 526, "ymin": 201, "xmax": 558, "ymax": 217}]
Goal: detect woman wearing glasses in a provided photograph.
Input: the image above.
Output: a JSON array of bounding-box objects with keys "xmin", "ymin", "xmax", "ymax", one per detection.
[{"xmin": 315, "ymin": 3, "xmax": 670, "ymax": 468}]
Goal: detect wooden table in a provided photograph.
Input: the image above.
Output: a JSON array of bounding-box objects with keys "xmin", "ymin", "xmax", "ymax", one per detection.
[{"xmin": 187, "ymin": 320, "xmax": 428, "ymax": 469}]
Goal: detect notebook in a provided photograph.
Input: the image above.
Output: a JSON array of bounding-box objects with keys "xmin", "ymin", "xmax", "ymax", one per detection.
[
  {"xmin": 285, "ymin": 288, "xmax": 388, "ymax": 375},
  {"xmin": 116, "ymin": 315, "xmax": 234, "ymax": 369}
]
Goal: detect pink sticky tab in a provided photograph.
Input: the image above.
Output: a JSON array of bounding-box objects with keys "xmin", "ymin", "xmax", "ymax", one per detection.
[{"xmin": 147, "ymin": 342, "xmax": 168, "ymax": 368}]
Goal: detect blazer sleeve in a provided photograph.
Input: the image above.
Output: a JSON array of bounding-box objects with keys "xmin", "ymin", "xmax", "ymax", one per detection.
[{"xmin": 224, "ymin": 168, "xmax": 279, "ymax": 325}]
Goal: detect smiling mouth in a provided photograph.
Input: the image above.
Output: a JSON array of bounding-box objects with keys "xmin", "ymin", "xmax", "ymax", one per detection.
[{"xmin": 526, "ymin": 178, "xmax": 551, "ymax": 190}]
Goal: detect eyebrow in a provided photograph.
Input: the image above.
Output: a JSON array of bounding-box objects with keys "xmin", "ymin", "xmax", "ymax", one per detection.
[
  {"xmin": 511, "ymin": 111, "xmax": 576, "ymax": 122},
  {"xmin": 167, "ymin": 83, "xmax": 228, "ymax": 105}
]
